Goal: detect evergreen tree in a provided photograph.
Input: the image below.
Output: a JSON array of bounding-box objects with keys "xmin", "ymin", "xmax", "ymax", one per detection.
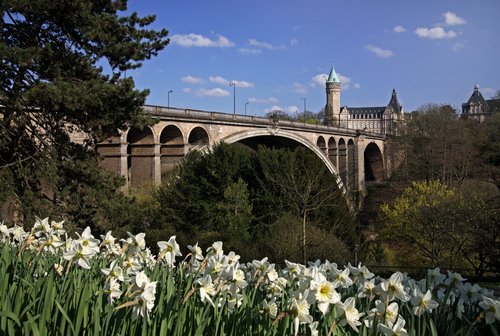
[{"xmin": 0, "ymin": 0, "xmax": 169, "ymax": 225}]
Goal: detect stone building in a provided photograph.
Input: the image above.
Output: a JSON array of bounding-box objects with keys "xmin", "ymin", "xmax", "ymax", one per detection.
[
  {"xmin": 324, "ymin": 65, "xmax": 403, "ymax": 134},
  {"xmin": 461, "ymin": 84, "xmax": 500, "ymax": 122}
]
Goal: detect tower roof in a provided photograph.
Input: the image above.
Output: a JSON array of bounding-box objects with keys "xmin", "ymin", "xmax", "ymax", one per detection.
[{"xmin": 326, "ymin": 65, "xmax": 340, "ymax": 84}]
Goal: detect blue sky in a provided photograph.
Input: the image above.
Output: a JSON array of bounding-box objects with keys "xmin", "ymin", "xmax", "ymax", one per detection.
[{"xmin": 126, "ymin": 0, "xmax": 500, "ymax": 116}]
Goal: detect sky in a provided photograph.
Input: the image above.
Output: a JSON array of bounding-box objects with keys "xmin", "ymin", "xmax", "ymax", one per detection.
[{"xmin": 125, "ymin": 0, "xmax": 500, "ymax": 116}]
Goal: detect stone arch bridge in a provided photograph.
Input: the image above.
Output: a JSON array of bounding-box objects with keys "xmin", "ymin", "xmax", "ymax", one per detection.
[{"xmin": 97, "ymin": 105, "xmax": 389, "ymax": 200}]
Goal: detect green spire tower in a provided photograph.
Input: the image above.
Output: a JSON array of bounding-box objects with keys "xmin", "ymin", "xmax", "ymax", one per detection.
[{"xmin": 325, "ymin": 65, "xmax": 341, "ymax": 126}]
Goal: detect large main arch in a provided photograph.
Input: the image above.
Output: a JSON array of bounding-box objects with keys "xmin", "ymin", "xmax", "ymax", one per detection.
[{"xmin": 219, "ymin": 129, "xmax": 346, "ymax": 193}]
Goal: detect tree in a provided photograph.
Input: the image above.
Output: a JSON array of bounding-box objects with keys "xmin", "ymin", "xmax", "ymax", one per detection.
[
  {"xmin": 256, "ymin": 146, "xmax": 353, "ymax": 264},
  {"xmin": 477, "ymin": 112, "xmax": 500, "ymax": 190},
  {"xmin": 1, "ymin": 0, "xmax": 169, "ymax": 225},
  {"xmin": 392, "ymin": 104, "xmax": 479, "ymax": 187}
]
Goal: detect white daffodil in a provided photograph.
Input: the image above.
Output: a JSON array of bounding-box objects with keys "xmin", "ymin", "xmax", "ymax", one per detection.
[
  {"xmin": 284, "ymin": 260, "xmax": 304, "ymax": 279},
  {"xmin": 206, "ymin": 241, "xmax": 223, "ymax": 256},
  {"xmin": 426, "ymin": 267, "xmax": 446, "ymax": 290},
  {"xmin": 39, "ymin": 233, "xmax": 64, "ymax": 254},
  {"xmin": 290, "ymin": 294, "xmax": 314, "ymax": 336},
  {"xmin": 459, "ymin": 282, "xmax": 482, "ymax": 303},
  {"xmin": 444, "ymin": 271, "xmax": 466, "ymax": 288},
  {"xmin": 379, "ymin": 317, "xmax": 408, "ymax": 336},
  {"xmin": 195, "ymin": 274, "xmax": 216, "ymax": 307},
  {"xmin": 261, "ymin": 298, "xmax": 278, "ymax": 319},
  {"xmin": 101, "ymin": 260, "xmax": 125, "ymax": 282},
  {"xmin": 479, "ymin": 296, "xmax": 500, "ymax": 324},
  {"xmin": 310, "ymin": 272, "xmax": 340, "ymax": 315},
  {"xmin": 104, "ymin": 278, "xmax": 123, "ymax": 304},
  {"xmin": 132, "ymin": 285, "xmax": 156, "ymax": 319},
  {"xmin": 122, "ymin": 256, "xmax": 142, "ymax": 275},
  {"xmin": 333, "ymin": 267, "xmax": 353, "ymax": 288},
  {"xmin": 358, "ymin": 278, "xmax": 376, "ymax": 299},
  {"xmin": 75, "ymin": 227, "xmax": 100, "ymax": 254},
  {"xmin": 62, "ymin": 242, "xmax": 94, "ymax": 269},
  {"xmin": 33, "ymin": 217, "xmax": 52, "ymax": 237},
  {"xmin": 0, "ymin": 222, "xmax": 10, "ymax": 242},
  {"xmin": 336, "ymin": 297, "xmax": 364, "ymax": 332},
  {"xmin": 50, "ymin": 220, "xmax": 65, "ymax": 236},
  {"xmin": 187, "ymin": 242, "xmax": 204, "ymax": 262},
  {"xmin": 126, "ymin": 232, "xmax": 146, "ymax": 255},
  {"xmin": 379, "ymin": 272, "xmax": 410, "ymax": 302},
  {"xmin": 10, "ymin": 224, "xmax": 27, "ymax": 243},
  {"xmin": 411, "ymin": 288, "xmax": 439, "ymax": 316},
  {"xmin": 157, "ymin": 235, "xmax": 182, "ymax": 268}
]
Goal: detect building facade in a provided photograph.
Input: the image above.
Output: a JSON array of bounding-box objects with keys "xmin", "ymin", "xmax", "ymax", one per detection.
[
  {"xmin": 324, "ymin": 65, "xmax": 403, "ymax": 134},
  {"xmin": 462, "ymin": 85, "xmax": 500, "ymax": 122}
]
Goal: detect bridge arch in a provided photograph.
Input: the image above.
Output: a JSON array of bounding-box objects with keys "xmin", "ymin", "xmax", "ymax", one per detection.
[
  {"xmin": 364, "ymin": 142, "xmax": 384, "ymax": 182},
  {"xmin": 316, "ymin": 136, "xmax": 327, "ymax": 155},
  {"xmin": 160, "ymin": 125, "xmax": 185, "ymax": 179},
  {"xmin": 219, "ymin": 129, "xmax": 346, "ymax": 193},
  {"xmin": 188, "ymin": 126, "xmax": 210, "ymax": 148}
]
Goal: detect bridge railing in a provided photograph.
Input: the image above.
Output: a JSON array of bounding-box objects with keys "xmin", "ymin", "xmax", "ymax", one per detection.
[{"xmin": 143, "ymin": 105, "xmax": 385, "ymax": 138}]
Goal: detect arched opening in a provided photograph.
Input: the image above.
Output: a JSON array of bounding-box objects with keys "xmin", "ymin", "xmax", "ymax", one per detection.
[
  {"xmin": 160, "ymin": 125, "xmax": 184, "ymax": 181},
  {"xmin": 347, "ymin": 139, "xmax": 356, "ymax": 191},
  {"xmin": 364, "ymin": 143, "xmax": 384, "ymax": 182},
  {"xmin": 327, "ymin": 137, "xmax": 337, "ymax": 167},
  {"xmin": 188, "ymin": 127, "xmax": 209, "ymax": 149},
  {"xmin": 316, "ymin": 136, "xmax": 326, "ymax": 155},
  {"xmin": 338, "ymin": 138, "xmax": 347, "ymax": 187},
  {"xmin": 127, "ymin": 127, "xmax": 154, "ymax": 189}
]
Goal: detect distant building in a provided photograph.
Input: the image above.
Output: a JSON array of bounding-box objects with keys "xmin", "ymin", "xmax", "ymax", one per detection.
[
  {"xmin": 461, "ymin": 85, "xmax": 500, "ymax": 122},
  {"xmin": 324, "ymin": 65, "xmax": 403, "ymax": 134}
]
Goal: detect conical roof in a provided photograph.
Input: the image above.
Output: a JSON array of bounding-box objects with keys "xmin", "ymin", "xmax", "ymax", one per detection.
[{"xmin": 326, "ymin": 65, "xmax": 340, "ymax": 84}]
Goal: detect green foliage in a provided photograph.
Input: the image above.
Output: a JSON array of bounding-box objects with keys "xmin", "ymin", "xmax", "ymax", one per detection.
[
  {"xmin": 155, "ymin": 143, "xmax": 354, "ymax": 262},
  {"xmin": 0, "ymin": 0, "xmax": 169, "ymax": 227}
]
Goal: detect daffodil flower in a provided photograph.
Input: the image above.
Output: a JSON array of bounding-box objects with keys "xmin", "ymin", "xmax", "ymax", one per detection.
[
  {"xmin": 479, "ymin": 296, "xmax": 500, "ymax": 324},
  {"xmin": 411, "ymin": 288, "xmax": 438, "ymax": 316}
]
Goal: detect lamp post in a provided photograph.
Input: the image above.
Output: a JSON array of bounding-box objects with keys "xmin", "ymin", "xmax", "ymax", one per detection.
[
  {"xmin": 245, "ymin": 101, "xmax": 249, "ymax": 115},
  {"xmin": 167, "ymin": 89, "xmax": 173, "ymax": 108},
  {"xmin": 230, "ymin": 82, "xmax": 236, "ymax": 115},
  {"xmin": 300, "ymin": 97, "xmax": 306, "ymax": 119}
]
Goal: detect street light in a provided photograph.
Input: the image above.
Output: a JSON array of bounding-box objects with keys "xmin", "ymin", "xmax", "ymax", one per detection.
[
  {"xmin": 230, "ymin": 82, "xmax": 236, "ymax": 115},
  {"xmin": 167, "ymin": 89, "xmax": 173, "ymax": 108},
  {"xmin": 245, "ymin": 101, "xmax": 249, "ymax": 115},
  {"xmin": 300, "ymin": 97, "xmax": 306, "ymax": 118}
]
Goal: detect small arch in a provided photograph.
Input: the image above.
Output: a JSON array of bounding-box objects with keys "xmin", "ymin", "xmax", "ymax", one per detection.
[
  {"xmin": 127, "ymin": 127, "xmax": 155, "ymax": 189},
  {"xmin": 188, "ymin": 127, "xmax": 209, "ymax": 148},
  {"xmin": 160, "ymin": 125, "xmax": 184, "ymax": 181},
  {"xmin": 327, "ymin": 137, "xmax": 337, "ymax": 166},
  {"xmin": 364, "ymin": 142, "xmax": 384, "ymax": 182},
  {"xmin": 316, "ymin": 136, "xmax": 327, "ymax": 154}
]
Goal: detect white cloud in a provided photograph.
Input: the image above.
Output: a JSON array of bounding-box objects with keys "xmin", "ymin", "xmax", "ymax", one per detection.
[
  {"xmin": 365, "ymin": 44, "xmax": 395, "ymax": 58},
  {"xmin": 353, "ymin": 83, "xmax": 361, "ymax": 89},
  {"xmin": 209, "ymin": 76, "xmax": 254, "ymax": 88},
  {"xmin": 286, "ymin": 105, "xmax": 299, "ymax": 114},
  {"xmin": 182, "ymin": 88, "xmax": 192, "ymax": 93},
  {"xmin": 171, "ymin": 33, "xmax": 234, "ymax": 47},
  {"xmin": 181, "ymin": 75, "xmax": 204, "ymax": 84},
  {"xmin": 264, "ymin": 105, "xmax": 284, "ymax": 113},
  {"xmin": 292, "ymin": 83, "xmax": 308, "ymax": 95},
  {"xmin": 238, "ymin": 48, "xmax": 262, "ymax": 55},
  {"xmin": 393, "ymin": 25, "xmax": 406, "ymax": 33},
  {"xmin": 195, "ymin": 88, "xmax": 229, "ymax": 97},
  {"xmin": 249, "ymin": 39, "xmax": 274, "ymax": 50},
  {"xmin": 209, "ymin": 76, "xmax": 230, "ymax": 86},
  {"xmin": 290, "ymin": 38, "xmax": 299, "ymax": 46},
  {"xmin": 311, "ymin": 74, "xmax": 328, "ymax": 87},
  {"xmin": 415, "ymin": 27, "xmax": 457, "ymax": 39},
  {"xmin": 443, "ymin": 12, "xmax": 466, "ymax": 26},
  {"xmin": 248, "ymin": 97, "xmax": 279, "ymax": 104}
]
